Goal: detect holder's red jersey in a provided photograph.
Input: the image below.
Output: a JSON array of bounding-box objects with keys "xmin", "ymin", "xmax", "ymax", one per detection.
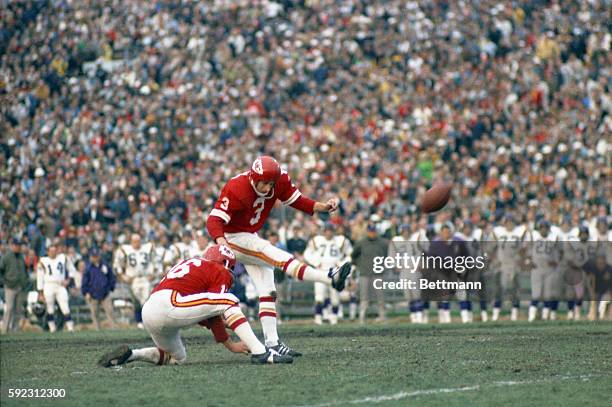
[
  {"xmin": 208, "ymin": 170, "xmax": 311, "ymax": 235},
  {"xmin": 152, "ymin": 257, "xmax": 233, "ymax": 296}
]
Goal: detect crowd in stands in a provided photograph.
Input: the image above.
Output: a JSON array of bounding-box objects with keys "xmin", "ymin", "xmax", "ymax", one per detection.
[{"xmin": 1, "ymin": 0, "xmax": 609, "ymax": 329}]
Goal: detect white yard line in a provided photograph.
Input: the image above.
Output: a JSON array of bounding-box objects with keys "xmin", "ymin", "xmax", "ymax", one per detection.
[{"xmin": 290, "ymin": 374, "xmax": 602, "ymax": 407}]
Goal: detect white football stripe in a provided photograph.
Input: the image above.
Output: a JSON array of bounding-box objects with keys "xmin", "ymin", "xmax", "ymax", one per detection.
[
  {"xmin": 209, "ymin": 209, "xmax": 231, "ymax": 223},
  {"xmin": 282, "ymin": 190, "xmax": 301, "ymax": 206}
]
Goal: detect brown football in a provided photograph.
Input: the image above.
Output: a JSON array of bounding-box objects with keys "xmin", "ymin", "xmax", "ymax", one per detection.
[{"xmin": 420, "ymin": 182, "xmax": 452, "ymax": 213}]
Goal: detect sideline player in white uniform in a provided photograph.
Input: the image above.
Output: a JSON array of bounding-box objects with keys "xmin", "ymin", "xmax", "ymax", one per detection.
[
  {"xmin": 455, "ymin": 220, "xmax": 487, "ymax": 323},
  {"xmin": 566, "ymin": 226, "xmax": 597, "ymax": 320},
  {"xmin": 206, "ymin": 156, "xmax": 351, "ymax": 357},
  {"xmin": 36, "ymin": 241, "xmax": 77, "ymax": 332},
  {"xmin": 114, "ymin": 234, "xmax": 156, "ymax": 328},
  {"xmin": 387, "ymin": 223, "xmax": 429, "ymax": 323},
  {"xmin": 527, "ymin": 220, "xmax": 560, "ymax": 321},
  {"xmin": 304, "ymin": 224, "xmax": 352, "ymax": 325},
  {"xmin": 163, "ymin": 230, "xmax": 200, "ymax": 270},
  {"xmin": 98, "ymin": 245, "xmax": 292, "ymax": 367},
  {"xmin": 492, "ymin": 215, "xmax": 527, "ymax": 321}
]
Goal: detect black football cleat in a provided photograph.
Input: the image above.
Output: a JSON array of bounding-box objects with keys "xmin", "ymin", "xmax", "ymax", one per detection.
[
  {"xmin": 251, "ymin": 350, "xmax": 293, "ymax": 364},
  {"xmin": 269, "ymin": 342, "xmax": 302, "ymax": 357},
  {"xmin": 329, "ymin": 261, "xmax": 352, "ymax": 292},
  {"xmin": 98, "ymin": 345, "xmax": 132, "ymax": 368}
]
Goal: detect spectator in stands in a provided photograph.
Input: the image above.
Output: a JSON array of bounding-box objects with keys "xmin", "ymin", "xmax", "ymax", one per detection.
[
  {"xmin": 0, "ymin": 1, "xmax": 609, "ymax": 324},
  {"xmin": 82, "ymin": 248, "xmax": 117, "ymax": 330}
]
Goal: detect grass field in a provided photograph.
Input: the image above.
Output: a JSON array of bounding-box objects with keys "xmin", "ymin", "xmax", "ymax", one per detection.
[{"xmin": 1, "ymin": 321, "xmax": 611, "ymax": 407}]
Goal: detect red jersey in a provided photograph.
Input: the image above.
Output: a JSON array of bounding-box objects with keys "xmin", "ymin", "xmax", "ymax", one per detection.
[
  {"xmin": 207, "ymin": 170, "xmax": 315, "ymax": 237},
  {"xmin": 152, "ymin": 257, "xmax": 233, "ymax": 296}
]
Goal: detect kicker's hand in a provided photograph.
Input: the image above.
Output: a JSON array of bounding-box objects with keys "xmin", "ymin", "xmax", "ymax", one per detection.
[{"xmin": 314, "ymin": 198, "xmax": 340, "ymax": 213}]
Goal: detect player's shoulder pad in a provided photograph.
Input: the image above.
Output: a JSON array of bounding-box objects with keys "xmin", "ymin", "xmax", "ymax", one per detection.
[
  {"xmin": 312, "ymin": 235, "xmax": 324, "ymax": 246},
  {"xmin": 224, "ymin": 172, "xmax": 251, "ymax": 199},
  {"xmin": 278, "ymin": 171, "xmax": 291, "ymax": 184},
  {"xmin": 492, "ymin": 225, "xmax": 505, "ymax": 236}
]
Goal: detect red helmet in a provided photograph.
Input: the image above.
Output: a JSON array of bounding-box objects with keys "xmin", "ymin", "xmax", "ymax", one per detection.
[
  {"xmin": 249, "ymin": 156, "xmax": 281, "ymax": 184},
  {"xmin": 204, "ymin": 244, "xmax": 236, "ymax": 270}
]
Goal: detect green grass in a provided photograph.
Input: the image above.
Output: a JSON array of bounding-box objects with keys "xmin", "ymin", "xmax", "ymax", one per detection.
[{"xmin": 1, "ymin": 321, "xmax": 611, "ymax": 407}]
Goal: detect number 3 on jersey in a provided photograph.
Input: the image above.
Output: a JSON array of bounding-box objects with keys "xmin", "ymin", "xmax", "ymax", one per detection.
[
  {"xmin": 250, "ymin": 197, "xmax": 266, "ymax": 225},
  {"xmin": 165, "ymin": 258, "xmax": 202, "ymax": 279}
]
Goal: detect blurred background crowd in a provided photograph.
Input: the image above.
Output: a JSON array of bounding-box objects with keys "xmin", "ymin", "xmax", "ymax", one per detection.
[{"xmin": 0, "ymin": 0, "xmax": 610, "ymax": 329}]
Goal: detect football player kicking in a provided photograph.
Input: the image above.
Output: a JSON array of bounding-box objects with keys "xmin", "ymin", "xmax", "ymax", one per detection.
[
  {"xmin": 98, "ymin": 245, "xmax": 292, "ymax": 367},
  {"xmin": 206, "ymin": 156, "xmax": 352, "ymax": 356}
]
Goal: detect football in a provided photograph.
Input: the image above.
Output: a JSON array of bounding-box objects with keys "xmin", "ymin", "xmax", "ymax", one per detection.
[{"xmin": 420, "ymin": 182, "xmax": 452, "ymax": 213}]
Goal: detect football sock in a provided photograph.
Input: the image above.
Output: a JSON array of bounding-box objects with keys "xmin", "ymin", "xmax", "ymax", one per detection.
[
  {"xmin": 349, "ymin": 297, "xmax": 357, "ymax": 320},
  {"xmin": 459, "ymin": 301, "xmax": 469, "ymax": 322},
  {"xmin": 528, "ymin": 304, "xmax": 537, "ymax": 322},
  {"xmin": 550, "ymin": 301, "xmax": 558, "ymax": 320},
  {"xmin": 409, "ymin": 302, "xmax": 419, "ymax": 323},
  {"xmin": 47, "ymin": 315, "xmax": 57, "ymax": 333},
  {"xmin": 282, "ymin": 258, "xmax": 329, "ymax": 283},
  {"xmin": 135, "ymin": 309, "xmax": 142, "ymax": 323},
  {"xmin": 481, "ymin": 310, "xmax": 488, "ymax": 322},
  {"xmin": 322, "ymin": 299, "xmax": 331, "ymax": 320},
  {"xmin": 542, "ymin": 305, "xmax": 550, "ymax": 320},
  {"xmin": 129, "ymin": 347, "xmax": 160, "ymax": 364},
  {"xmin": 315, "ymin": 302, "xmax": 323, "ymax": 316},
  {"xmin": 330, "ymin": 306, "xmax": 339, "ymax": 324},
  {"xmin": 64, "ymin": 314, "xmax": 74, "ymax": 331},
  {"xmin": 227, "ymin": 318, "xmax": 266, "ymax": 355},
  {"xmin": 574, "ymin": 304, "xmax": 581, "ymax": 320},
  {"xmin": 598, "ymin": 301, "xmax": 609, "ymax": 319},
  {"xmin": 259, "ymin": 296, "xmax": 279, "ymax": 346}
]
